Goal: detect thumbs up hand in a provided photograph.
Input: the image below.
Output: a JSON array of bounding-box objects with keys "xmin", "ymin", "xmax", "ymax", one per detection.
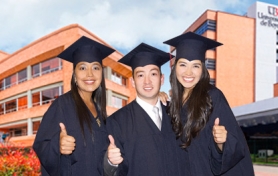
[
  {"xmin": 107, "ymin": 135, "xmax": 123, "ymax": 165},
  {"xmin": 59, "ymin": 123, "xmax": 76, "ymax": 155},
  {"xmin": 212, "ymin": 118, "xmax": 227, "ymax": 151}
]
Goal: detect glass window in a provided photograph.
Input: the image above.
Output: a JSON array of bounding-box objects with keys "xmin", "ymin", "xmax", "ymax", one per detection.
[
  {"xmin": 33, "ymin": 121, "xmax": 40, "ymax": 134},
  {"xmin": 195, "ymin": 20, "xmax": 216, "ymax": 35},
  {"xmin": 41, "ymin": 57, "xmax": 60, "ymax": 75},
  {"xmin": 32, "ymin": 63, "xmax": 40, "ymax": 78},
  {"xmin": 205, "ymin": 59, "xmax": 216, "ymax": 70},
  {"xmin": 111, "ymin": 95, "xmax": 127, "ymax": 108},
  {"xmin": 276, "ymin": 49, "xmax": 278, "ymax": 63},
  {"xmin": 18, "ymin": 96, "xmax": 27, "ymax": 110},
  {"xmin": 210, "ymin": 79, "xmax": 216, "ymax": 86},
  {"xmin": 111, "ymin": 96, "xmax": 122, "ymax": 108},
  {"xmin": 0, "ymin": 79, "xmax": 4, "ymax": 91},
  {"xmin": 0, "ymin": 103, "xmax": 4, "ymax": 115},
  {"xmin": 5, "ymin": 74, "xmax": 17, "ymax": 88},
  {"xmin": 18, "ymin": 69, "xmax": 27, "ymax": 84},
  {"xmin": 5, "ymin": 99, "xmax": 16, "ymax": 114},
  {"xmin": 111, "ymin": 71, "xmax": 126, "ymax": 86},
  {"xmin": 32, "ymin": 92, "xmax": 41, "ymax": 107},
  {"xmin": 42, "ymin": 87, "xmax": 59, "ymax": 104}
]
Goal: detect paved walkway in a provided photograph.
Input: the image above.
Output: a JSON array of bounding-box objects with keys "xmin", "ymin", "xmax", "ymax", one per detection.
[{"xmin": 254, "ymin": 165, "xmax": 278, "ymax": 176}]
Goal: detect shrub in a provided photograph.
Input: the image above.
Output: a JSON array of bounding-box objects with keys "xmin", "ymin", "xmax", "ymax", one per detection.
[{"xmin": 0, "ymin": 144, "xmax": 41, "ymax": 176}]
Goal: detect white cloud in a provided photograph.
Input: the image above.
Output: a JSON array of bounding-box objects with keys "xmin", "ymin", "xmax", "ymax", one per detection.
[{"xmin": 0, "ymin": 0, "xmax": 255, "ymax": 54}]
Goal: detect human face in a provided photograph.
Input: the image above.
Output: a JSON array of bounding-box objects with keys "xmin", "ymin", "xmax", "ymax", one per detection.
[
  {"xmin": 132, "ymin": 64, "xmax": 164, "ymax": 105},
  {"xmin": 175, "ymin": 58, "xmax": 202, "ymax": 92},
  {"xmin": 74, "ymin": 61, "xmax": 102, "ymax": 96}
]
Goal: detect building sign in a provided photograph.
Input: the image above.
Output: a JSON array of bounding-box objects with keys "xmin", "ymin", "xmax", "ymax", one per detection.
[{"xmin": 257, "ymin": 6, "xmax": 278, "ymax": 29}]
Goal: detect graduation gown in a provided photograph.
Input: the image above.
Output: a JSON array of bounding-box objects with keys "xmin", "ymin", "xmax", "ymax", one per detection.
[
  {"xmin": 178, "ymin": 86, "xmax": 254, "ymax": 176},
  {"xmin": 106, "ymin": 100, "xmax": 182, "ymax": 176},
  {"xmin": 33, "ymin": 91, "xmax": 108, "ymax": 176}
]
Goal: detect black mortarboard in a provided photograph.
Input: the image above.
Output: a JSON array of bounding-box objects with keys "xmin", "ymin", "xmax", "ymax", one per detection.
[
  {"xmin": 57, "ymin": 36, "xmax": 115, "ymax": 66},
  {"xmin": 118, "ymin": 43, "xmax": 173, "ymax": 70},
  {"xmin": 163, "ymin": 32, "xmax": 222, "ymax": 62}
]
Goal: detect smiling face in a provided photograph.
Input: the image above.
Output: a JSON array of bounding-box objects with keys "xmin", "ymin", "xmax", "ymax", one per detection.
[
  {"xmin": 132, "ymin": 64, "xmax": 164, "ymax": 105},
  {"xmin": 74, "ymin": 61, "xmax": 102, "ymax": 96},
  {"xmin": 175, "ymin": 58, "xmax": 202, "ymax": 92}
]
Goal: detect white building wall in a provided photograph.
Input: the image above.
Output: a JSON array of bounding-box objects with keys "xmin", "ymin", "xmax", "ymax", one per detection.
[{"xmin": 247, "ymin": 1, "xmax": 278, "ymax": 101}]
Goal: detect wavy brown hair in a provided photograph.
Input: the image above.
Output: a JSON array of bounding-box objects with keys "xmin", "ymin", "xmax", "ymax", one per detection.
[
  {"xmin": 169, "ymin": 60, "xmax": 212, "ymax": 149},
  {"xmin": 70, "ymin": 65, "xmax": 107, "ymax": 141}
]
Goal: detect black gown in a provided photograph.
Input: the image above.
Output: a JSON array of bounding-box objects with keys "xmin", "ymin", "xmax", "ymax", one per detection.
[
  {"xmin": 33, "ymin": 91, "xmax": 108, "ymax": 176},
  {"xmin": 178, "ymin": 86, "xmax": 254, "ymax": 176},
  {"xmin": 106, "ymin": 100, "xmax": 183, "ymax": 176}
]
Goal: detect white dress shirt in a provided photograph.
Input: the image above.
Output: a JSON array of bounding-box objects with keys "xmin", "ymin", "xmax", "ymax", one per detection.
[{"xmin": 136, "ymin": 96, "xmax": 162, "ymax": 126}]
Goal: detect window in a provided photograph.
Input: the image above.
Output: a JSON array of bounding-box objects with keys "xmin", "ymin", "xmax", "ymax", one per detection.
[
  {"xmin": 195, "ymin": 20, "xmax": 216, "ymax": 35},
  {"xmin": 10, "ymin": 127, "xmax": 27, "ymax": 137},
  {"xmin": 32, "ymin": 92, "xmax": 41, "ymax": 107},
  {"xmin": 5, "ymin": 74, "xmax": 17, "ymax": 88},
  {"xmin": 276, "ymin": 49, "xmax": 278, "ymax": 63},
  {"xmin": 18, "ymin": 69, "xmax": 27, "ymax": 84},
  {"xmin": 42, "ymin": 87, "xmax": 59, "ymax": 104},
  {"xmin": 0, "ymin": 103, "xmax": 4, "ymax": 115},
  {"xmin": 0, "ymin": 79, "xmax": 4, "ymax": 91},
  {"xmin": 32, "ymin": 86, "xmax": 63, "ymax": 107},
  {"xmin": 32, "ymin": 64, "xmax": 40, "ymax": 78},
  {"xmin": 111, "ymin": 71, "xmax": 127, "ymax": 86},
  {"xmin": 32, "ymin": 57, "xmax": 62, "ymax": 78},
  {"xmin": 5, "ymin": 99, "xmax": 16, "ymax": 114},
  {"xmin": 205, "ymin": 59, "xmax": 216, "ymax": 70},
  {"xmin": 111, "ymin": 95, "xmax": 127, "ymax": 108},
  {"xmin": 276, "ymin": 31, "xmax": 278, "ymax": 45},
  {"xmin": 41, "ymin": 57, "xmax": 61, "ymax": 75},
  {"xmin": 18, "ymin": 96, "xmax": 27, "ymax": 110},
  {"xmin": 210, "ymin": 79, "xmax": 215, "ymax": 86},
  {"xmin": 33, "ymin": 121, "xmax": 40, "ymax": 134}
]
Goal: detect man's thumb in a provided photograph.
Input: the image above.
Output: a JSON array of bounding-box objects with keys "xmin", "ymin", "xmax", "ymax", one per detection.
[
  {"xmin": 60, "ymin": 122, "xmax": 67, "ymax": 135},
  {"xmin": 108, "ymin": 135, "xmax": 115, "ymax": 146},
  {"xmin": 214, "ymin": 118, "xmax": 220, "ymax": 126}
]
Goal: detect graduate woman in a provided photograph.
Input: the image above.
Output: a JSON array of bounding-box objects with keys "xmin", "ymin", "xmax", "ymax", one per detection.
[
  {"xmin": 163, "ymin": 32, "xmax": 254, "ymax": 176},
  {"xmin": 33, "ymin": 36, "xmax": 119, "ymax": 176}
]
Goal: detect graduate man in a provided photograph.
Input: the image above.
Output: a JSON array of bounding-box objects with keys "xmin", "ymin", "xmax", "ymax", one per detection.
[{"xmin": 106, "ymin": 43, "xmax": 184, "ymax": 176}]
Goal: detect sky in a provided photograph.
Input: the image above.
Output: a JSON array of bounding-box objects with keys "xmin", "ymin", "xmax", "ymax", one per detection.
[{"xmin": 1, "ymin": 0, "xmax": 278, "ymax": 95}]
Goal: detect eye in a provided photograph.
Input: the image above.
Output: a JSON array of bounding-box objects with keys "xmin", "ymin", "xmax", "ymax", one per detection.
[
  {"xmin": 79, "ymin": 65, "xmax": 86, "ymax": 70},
  {"xmin": 93, "ymin": 65, "xmax": 101, "ymax": 70},
  {"xmin": 193, "ymin": 64, "xmax": 200, "ymax": 68},
  {"xmin": 178, "ymin": 63, "xmax": 186, "ymax": 67},
  {"xmin": 151, "ymin": 72, "xmax": 158, "ymax": 76}
]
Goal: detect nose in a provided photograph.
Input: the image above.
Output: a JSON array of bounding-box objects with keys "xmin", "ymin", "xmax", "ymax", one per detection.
[
  {"xmin": 185, "ymin": 67, "xmax": 193, "ymax": 75},
  {"xmin": 87, "ymin": 68, "xmax": 94, "ymax": 77},
  {"xmin": 144, "ymin": 75, "xmax": 151, "ymax": 84}
]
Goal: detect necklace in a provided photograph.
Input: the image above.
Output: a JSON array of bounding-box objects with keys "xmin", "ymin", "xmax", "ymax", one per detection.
[{"xmin": 96, "ymin": 118, "xmax": 101, "ymax": 127}]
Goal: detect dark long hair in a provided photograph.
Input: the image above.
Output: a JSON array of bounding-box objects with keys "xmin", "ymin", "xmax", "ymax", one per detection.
[
  {"xmin": 169, "ymin": 60, "xmax": 212, "ymax": 149},
  {"xmin": 70, "ymin": 65, "xmax": 107, "ymax": 139}
]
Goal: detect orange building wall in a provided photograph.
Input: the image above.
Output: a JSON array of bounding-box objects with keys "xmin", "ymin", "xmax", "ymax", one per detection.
[
  {"xmin": 216, "ymin": 12, "xmax": 255, "ymax": 107},
  {"xmin": 274, "ymin": 83, "xmax": 278, "ymax": 97}
]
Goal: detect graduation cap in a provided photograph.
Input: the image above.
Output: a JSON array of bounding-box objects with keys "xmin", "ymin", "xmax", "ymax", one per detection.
[
  {"xmin": 118, "ymin": 43, "xmax": 173, "ymax": 70},
  {"xmin": 163, "ymin": 32, "xmax": 222, "ymax": 62},
  {"xmin": 57, "ymin": 36, "xmax": 115, "ymax": 66}
]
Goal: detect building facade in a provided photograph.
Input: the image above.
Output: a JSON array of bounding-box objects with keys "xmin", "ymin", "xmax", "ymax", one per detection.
[
  {"xmin": 170, "ymin": 1, "xmax": 278, "ymax": 108},
  {"xmin": 0, "ymin": 24, "xmax": 136, "ymax": 146}
]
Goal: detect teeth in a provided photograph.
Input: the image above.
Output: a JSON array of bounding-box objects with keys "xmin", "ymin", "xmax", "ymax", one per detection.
[
  {"xmin": 144, "ymin": 87, "xmax": 152, "ymax": 90},
  {"xmin": 85, "ymin": 81, "xmax": 94, "ymax": 83},
  {"xmin": 183, "ymin": 77, "xmax": 193, "ymax": 81}
]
